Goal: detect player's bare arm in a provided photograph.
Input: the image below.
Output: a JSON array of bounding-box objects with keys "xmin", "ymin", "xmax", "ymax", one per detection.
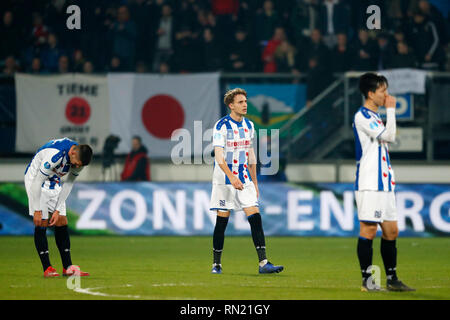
[{"xmin": 247, "ymin": 147, "xmax": 259, "ymax": 198}]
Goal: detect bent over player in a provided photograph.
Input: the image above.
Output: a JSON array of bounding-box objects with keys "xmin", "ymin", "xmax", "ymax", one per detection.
[
  {"xmin": 353, "ymin": 73, "xmax": 414, "ymax": 291},
  {"xmin": 209, "ymin": 88, "xmax": 283, "ymax": 274},
  {"xmin": 25, "ymin": 137, "xmax": 92, "ymax": 277}
]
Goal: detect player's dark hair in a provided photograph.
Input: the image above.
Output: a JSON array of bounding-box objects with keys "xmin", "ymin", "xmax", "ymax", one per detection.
[
  {"xmin": 224, "ymin": 88, "xmax": 247, "ymax": 107},
  {"xmin": 78, "ymin": 144, "xmax": 93, "ymax": 166},
  {"xmin": 359, "ymin": 73, "xmax": 388, "ymax": 99}
]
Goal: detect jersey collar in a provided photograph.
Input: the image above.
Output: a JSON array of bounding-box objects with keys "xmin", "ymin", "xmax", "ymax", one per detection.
[
  {"xmin": 360, "ymin": 106, "xmax": 380, "ymax": 118},
  {"xmin": 227, "ymin": 114, "xmax": 244, "ymax": 125}
]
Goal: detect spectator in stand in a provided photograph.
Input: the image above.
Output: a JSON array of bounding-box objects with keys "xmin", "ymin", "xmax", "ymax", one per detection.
[
  {"xmin": 129, "ymin": 0, "xmax": 153, "ymax": 66},
  {"xmin": 416, "ymin": 0, "xmax": 448, "ymax": 45},
  {"xmin": 196, "ymin": 9, "xmax": 217, "ymax": 34},
  {"xmin": 0, "ymin": 11, "xmax": 21, "ymax": 60},
  {"xmin": 301, "ymin": 28, "xmax": 330, "ymax": 72},
  {"xmin": 177, "ymin": 0, "xmax": 198, "ymax": 33},
  {"xmin": 254, "ymin": 0, "xmax": 280, "ymax": 45},
  {"xmin": 318, "ymin": 0, "xmax": 350, "ymax": 49},
  {"xmin": 407, "ymin": 11, "xmax": 445, "ymax": 70},
  {"xmin": 331, "ymin": 33, "xmax": 354, "ymax": 73},
  {"xmin": 110, "ymin": 5, "xmax": 137, "ymax": 71},
  {"xmin": 388, "ymin": 41, "xmax": 418, "ymax": 69},
  {"xmin": 376, "ymin": 33, "xmax": 396, "ymax": 70},
  {"xmin": 159, "ymin": 61, "xmax": 170, "ymax": 74},
  {"xmin": 306, "ymin": 55, "xmax": 332, "ymax": 108},
  {"xmin": 108, "ymin": 56, "xmax": 123, "ymax": 72},
  {"xmin": 72, "ymin": 49, "xmax": 85, "ymax": 73},
  {"xmin": 153, "ymin": 4, "xmax": 176, "ymax": 72},
  {"xmin": 210, "ymin": 0, "xmax": 239, "ymax": 47},
  {"xmin": 385, "ymin": 0, "xmax": 407, "ymax": 31},
  {"xmin": 31, "ymin": 12, "xmax": 49, "ymax": 49},
  {"xmin": 135, "ymin": 61, "xmax": 148, "ymax": 73},
  {"xmin": 40, "ymin": 33, "xmax": 65, "ymax": 73},
  {"xmin": 83, "ymin": 61, "xmax": 94, "ymax": 74},
  {"xmin": 351, "ymin": 29, "xmax": 377, "ymax": 71},
  {"xmin": 211, "ymin": 0, "xmax": 239, "ymax": 16},
  {"xmin": 200, "ymin": 28, "xmax": 223, "ymax": 71},
  {"xmin": 234, "ymin": 0, "xmax": 255, "ymax": 34},
  {"xmin": 226, "ymin": 28, "xmax": 256, "ymax": 72},
  {"xmin": 289, "ymin": 0, "xmax": 320, "ymax": 47},
  {"xmin": 393, "ymin": 28, "xmax": 406, "ymax": 44},
  {"xmin": 29, "ymin": 57, "xmax": 45, "ymax": 74},
  {"xmin": 2, "ymin": 55, "xmax": 18, "ymax": 75},
  {"xmin": 57, "ymin": 55, "xmax": 70, "ymax": 74},
  {"xmin": 262, "ymin": 27, "xmax": 286, "ymax": 73},
  {"xmin": 173, "ymin": 24, "xmax": 200, "ymax": 72},
  {"xmin": 120, "ymin": 136, "xmax": 150, "ymax": 182},
  {"xmin": 274, "ymin": 40, "xmax": 297, "ymax": 73}
]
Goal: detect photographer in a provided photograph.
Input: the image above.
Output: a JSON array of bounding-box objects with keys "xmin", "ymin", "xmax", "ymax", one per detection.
[
  {"xmin": 102, "ymin": 134, "xmax": 121, "ymax": 181},
  {"xmin": 120, "ymin": 136, "xmax": 150, "ymax": 181}
]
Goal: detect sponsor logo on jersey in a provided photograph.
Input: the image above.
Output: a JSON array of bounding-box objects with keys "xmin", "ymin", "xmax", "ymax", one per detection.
[{"xmin": 226, "ymin": 140, "xmax": 250, "ymax": 148}]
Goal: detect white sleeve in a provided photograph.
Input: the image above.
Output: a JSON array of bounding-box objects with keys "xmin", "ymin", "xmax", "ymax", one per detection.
[
  {"xmin": 55, "ymin": 167, "xmax": 82, "ymax": 212},
  {"xmin": 30, "ymin": 170, "xmax": 48, "ymax": 212},
  {"xmin": 213, "ymin": 124, "xmax": 227, "ymax": 148},
  {"xmin": 250, "ymin": 121, "xmax": 255, "ymax": 146},
  {"xmin": 355, "ymin": 113, "xmax": 386, "ymax": 140},
  {"xmin": 378, "ymin": 108, "xmax": 396, "ymax": 143}
]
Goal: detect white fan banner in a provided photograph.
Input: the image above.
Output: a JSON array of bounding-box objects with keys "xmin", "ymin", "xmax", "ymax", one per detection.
[
  {"xmin": 15, "ymin": 73, "xmax": 110, "ymax": 153},
  {"xmin": 108, "ymin": 73, "xmax": 220, "ymax": 158},
  {"xmin": 379, "ymin": 68, "xmax": 426, "ymax": 95}
]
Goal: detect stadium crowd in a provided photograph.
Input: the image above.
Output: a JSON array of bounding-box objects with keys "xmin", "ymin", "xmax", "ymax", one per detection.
[{"xmin": 0, "ymin": 0, "xmax": 449, "ymax": 77}]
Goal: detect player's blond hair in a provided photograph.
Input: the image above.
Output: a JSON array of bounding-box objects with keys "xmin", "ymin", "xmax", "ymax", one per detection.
[{"xmin": 223, "ymin": 88, "xmax": 247, "ymax": 106}]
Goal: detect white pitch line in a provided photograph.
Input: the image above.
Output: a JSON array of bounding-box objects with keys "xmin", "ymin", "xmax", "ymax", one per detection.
[
  {"xmin": 74, "ymin": 286, "xmax": 141, "ymax": 299},
  {"xmin": 72, "ymin": 283, "xmax": 199, "ymax": 300}
]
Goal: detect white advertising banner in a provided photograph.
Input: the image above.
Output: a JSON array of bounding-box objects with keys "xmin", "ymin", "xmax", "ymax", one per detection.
[{"xmin": 15, "ymin": 73, "xmax": 110, "ymax": 153}]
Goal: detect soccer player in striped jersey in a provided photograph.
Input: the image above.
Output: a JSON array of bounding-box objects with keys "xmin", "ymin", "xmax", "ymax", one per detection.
[
  {"xmin": 24, "ymin": 137, "xmax": 92, "ymax": 277},
  {"xmin": 353, "ymin": 73, "xmax": 415, "ymax": 291},
  {"xmin": 209, "ymin": 88, "xmax": 283, "ymax": 274}
]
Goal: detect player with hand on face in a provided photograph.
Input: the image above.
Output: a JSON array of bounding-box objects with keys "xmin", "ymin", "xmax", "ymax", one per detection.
[
  {"xmin": 209, "ymin": 88, "xmax": 283, "ymax": 275},
  {"xmin": 353, "ymin": 73, "xmax": 415, "ymax": 292},
  {"xmin": 24, "ymin": 138, "xmax": 92, "ymax": 277}
]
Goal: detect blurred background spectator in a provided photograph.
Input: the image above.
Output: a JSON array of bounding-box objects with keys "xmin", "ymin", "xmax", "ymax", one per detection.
[{"xmin": 121, "ymin": 136, "xmax": 151, "ymax": 182}]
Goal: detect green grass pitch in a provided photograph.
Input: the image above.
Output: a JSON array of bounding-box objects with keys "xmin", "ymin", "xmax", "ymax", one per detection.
[{"xmin": 1, "ymin": 236, "xmax": 449, "ymax": 300}]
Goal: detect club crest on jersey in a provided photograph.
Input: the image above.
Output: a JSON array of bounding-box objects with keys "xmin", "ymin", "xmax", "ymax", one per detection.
[
  {"xmin": 44, "ymin": 162, "xmax": 51, "ymax": 169},
  {"xmin": 227, "ymin": 129, "xmax": 234, "ymax": 139}
]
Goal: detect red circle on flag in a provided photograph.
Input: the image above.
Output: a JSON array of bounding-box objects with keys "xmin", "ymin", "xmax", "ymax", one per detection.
[
  {"xmin": 65, "ymin": 97, "xmax": 91, "ymax": 125},
  {"xmin": 141, "ymin": 95, "xmax": 185, "ymax": 139}
]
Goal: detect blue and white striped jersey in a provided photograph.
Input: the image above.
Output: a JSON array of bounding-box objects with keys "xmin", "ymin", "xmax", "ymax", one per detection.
[
  {"xmin": 24, "ymin": 137, "xmax": 82, "ymax": 190},
  {"xmin": 212, "ymin": 115, "xmax": 255, "ymax": 185},
  {"xmin": 353, "ymin": 106, "xmax": 396, "ymax": 191}
]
